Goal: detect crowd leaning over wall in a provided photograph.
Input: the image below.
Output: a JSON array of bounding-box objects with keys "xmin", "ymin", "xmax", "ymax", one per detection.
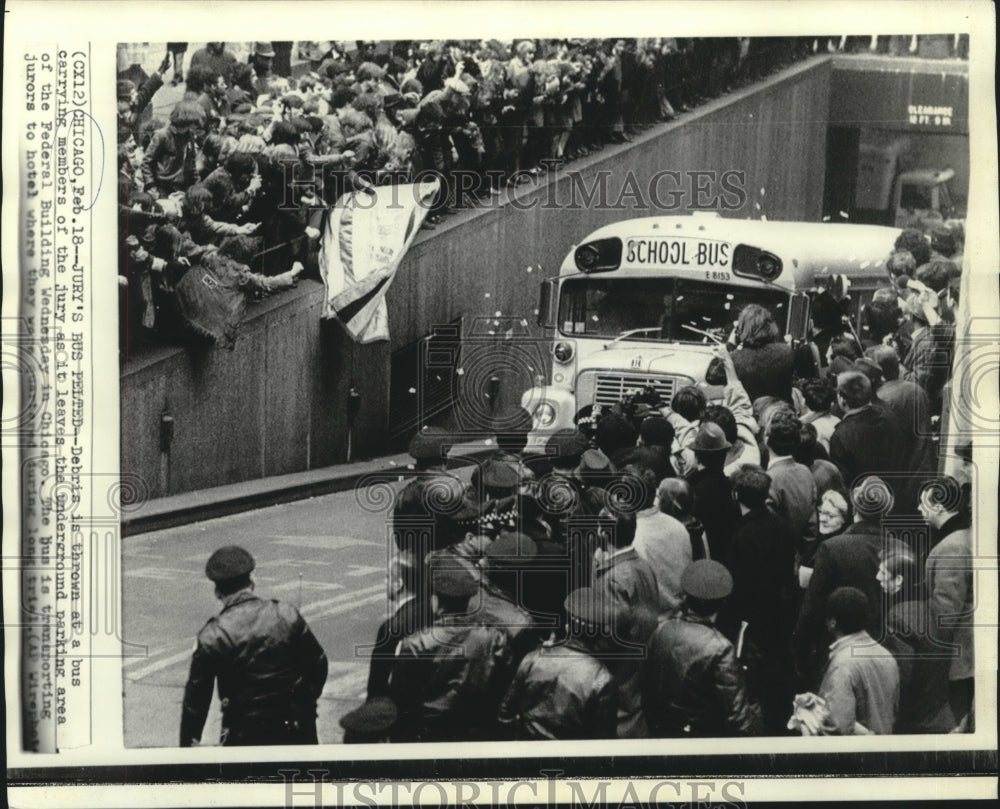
[{"xmin": 116, "ymin": 36, "xmax": 967, "ymax": 355}]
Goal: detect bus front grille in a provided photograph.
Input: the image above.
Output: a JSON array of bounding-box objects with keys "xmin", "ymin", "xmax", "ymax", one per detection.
[{"xmin": 581, "ymin": 372, "xmax": 690, "ymax": 408}]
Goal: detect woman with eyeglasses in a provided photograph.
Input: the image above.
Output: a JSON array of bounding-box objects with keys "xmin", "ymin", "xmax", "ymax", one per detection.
[{"xmin": 797, "ymin": 489, "xmax": 849, "ymax": 589}]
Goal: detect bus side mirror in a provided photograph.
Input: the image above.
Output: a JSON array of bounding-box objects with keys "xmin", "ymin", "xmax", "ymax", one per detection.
[
  {"xmin": 788, "ymin": 292, "xmax": 810, "ymax": 342},
  {"xmin": 537, "ymin": 278, "xmax": 558, "ymax": 329}
]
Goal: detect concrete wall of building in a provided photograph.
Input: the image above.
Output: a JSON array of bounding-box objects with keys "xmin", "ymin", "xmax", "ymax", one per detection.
[{"xmin": 122, "ymin": 56, "xmax": 835, "ymax": 499}]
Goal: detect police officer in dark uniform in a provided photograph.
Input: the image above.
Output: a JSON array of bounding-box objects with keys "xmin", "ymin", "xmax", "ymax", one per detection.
[
  {"xmin": 389, "ymin": 563, "xmax": 508, "ymax": 742},
  {"xmin": 527, "ymin": 428, "xmax": 600, "ymax": 631},
  {"xmin": 644, "ymin": 560, "xmax": 762, "ymax": 738},
  {"xmin": 478, "ymin": 532, "xmax": 542, "ymax": 671},
  {"xmin": 497, "ymin": 586, "xmax": 618, "ymax": 740},
  {"xmin": 180, "ymin": 546, "xmax": 329, "ymax": 746}
]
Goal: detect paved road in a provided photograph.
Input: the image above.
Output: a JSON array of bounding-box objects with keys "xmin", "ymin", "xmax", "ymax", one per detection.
[{"xmin": 122, "ymin": 474, "xmax": 434, "ymax": 748}]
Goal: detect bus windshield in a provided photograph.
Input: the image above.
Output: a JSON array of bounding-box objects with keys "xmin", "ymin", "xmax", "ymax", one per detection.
[{"xmin": 557, "ymin": 277, "xmax": 789, "ymax": 342}]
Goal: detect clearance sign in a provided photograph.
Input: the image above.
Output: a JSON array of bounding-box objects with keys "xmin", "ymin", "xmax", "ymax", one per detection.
[{"xmin": 621, "ymin": 236, "xmax": 732, "ymax": 275}]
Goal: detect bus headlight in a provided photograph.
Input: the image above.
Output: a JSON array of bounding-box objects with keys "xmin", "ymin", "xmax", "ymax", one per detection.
[
  {"xmin": 553, "ymin": 341, "xmax": 575, "ymax": 363},
  {"xmin": 533, "ymin": 402, "xmax": 557, "ymax": 428}
]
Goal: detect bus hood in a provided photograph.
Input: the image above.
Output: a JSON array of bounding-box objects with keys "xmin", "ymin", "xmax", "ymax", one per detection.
[{"xmin": 573, "ymin": 341, "xmax": 717, "ymax": 382}]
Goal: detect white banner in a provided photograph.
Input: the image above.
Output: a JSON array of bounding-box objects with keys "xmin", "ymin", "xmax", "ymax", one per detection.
[{"xmin": 319, "ymin": 179, "xmax": 439, "ymax": 343}]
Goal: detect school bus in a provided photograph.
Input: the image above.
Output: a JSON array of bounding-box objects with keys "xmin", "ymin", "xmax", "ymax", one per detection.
[{"xmin": 521, "ymin": 214, "xmax": 901, "ymax": 445}]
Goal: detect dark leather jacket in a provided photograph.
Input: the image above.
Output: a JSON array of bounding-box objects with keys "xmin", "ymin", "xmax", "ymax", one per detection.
[
  {"xmin": 180, "ymin": 589, "xmax": 328, "ymax": 746},
  {"xmin": 390, "ymin": 614, "xmax": 508, "ymax": 742},
  {"xmin": 498, "ymin": 638, "xmax": 617, "ymax": 740},
  {"xmin": 475, "ymin": 583, "xmax": 540, "ymax": 668},
  {"xmin": 645, "ymin": 612, "xmax": 762, "ymax": 737}
]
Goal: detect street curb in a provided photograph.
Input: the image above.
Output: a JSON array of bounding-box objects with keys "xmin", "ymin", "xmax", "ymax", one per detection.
[{"xmin": 122, "ymin": 445, "xmax": 495, "ymax": 536}]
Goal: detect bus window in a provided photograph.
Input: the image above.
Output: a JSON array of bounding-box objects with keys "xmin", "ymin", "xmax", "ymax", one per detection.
[
  {"xmin": 558, "ymin": 277, "xmax": 677, "ymax": 339},
  {"xmin": 671, "ymin": 280, "xmax": 788, "ymax": 342},
  {"xmin": 558, "ymin": 277, "xmax": 789, "ymax": 342}
]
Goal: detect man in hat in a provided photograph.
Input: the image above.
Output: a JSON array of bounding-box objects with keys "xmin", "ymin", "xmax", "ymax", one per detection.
[
  {"xmin": 538, "ymin": 427, "xmax": 590, "ymax": 532},
  {"xmin": 818, "ymin": 587, "xmax": 899, "ymax": 734},
  {"xmin": 685, "ymin": 422, "xmax": 741, "ymax": 561},
  {"xmin": 339, "ymin": 697, "xmax": 397, "ymax": 743},
  {"xmin": 391, "ymin": 427, "xmax": 458, "ymax": 555},
  {"xmin": 794, "ymin": 475, "xmax": 897, "ymax": 684},
  {"xmin": 471, "ymin": 458, "xmax": 520, "ymax": 502},
  {"xmin": 408, "ymin": 425, "xmax": 453, "ymax": 472},
  {"xmin": 497, "ymin": 587, "xmax": 617, "ymax": 739},
  {"xmin": 180, "ymin": 546, "xmax": 328, "ymax": 746},
  {"xmin": 249, "ymin": 42, "xmax": 276, "ymax": 98},
  {"xmin": 644, "ymin": 560, "xmax": 763, "ymax": 737},
  {"xmin": 532, "ymin": 428, "xmax": 601, "ymax": 625},
  {"xmin": 492, "ymin": 408, "xmax": 536, "ymax": 477},
  {"xmin": 389, "ymin": 562, "xmax": 508, "ymax": 741},
  {"xmin": 479, "ymin": 532, "xmax": 542, "ymax": 672}
]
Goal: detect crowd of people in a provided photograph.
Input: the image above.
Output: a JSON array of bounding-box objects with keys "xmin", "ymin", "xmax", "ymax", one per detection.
[
  {"xmin": 175, "ymin": 194, "xmax": 971, "ymax": 746},
  {"xmin": 117, "ymin": 36, "xmax": 966, "ymax": 353},
  {"xmin": 346, "ymin": 220, "xmax": 972, "ymax": 743}
]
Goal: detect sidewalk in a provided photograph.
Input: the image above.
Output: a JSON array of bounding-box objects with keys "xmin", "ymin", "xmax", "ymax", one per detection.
[{"xmin": 122, "ymin": 439, "xmax": 495, "ymax": 535}]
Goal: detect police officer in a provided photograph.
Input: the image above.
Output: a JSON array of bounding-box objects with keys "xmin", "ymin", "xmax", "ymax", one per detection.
[
  {"xmin": 529, "ymin": 428, "xmax": 599, "ymax": 631},
  {"xmin": 497, "ymin": 586, "xmax": 617, "ymax": 740},
  {"xmin": 180, "ymin": 546, "xmax": 329, "ymax": 746},
  {"xmin": 644, "ymin": 559, "xmax": 763, "ymax": 737},
  {"xmin": 479, "ymin": 532, "xmax": 542, "ymax": 670},
  {"xmin": 389, "ymin": 563, "xmax": 508, "ymax": 742},
  {"xmin": 407, "ymin": 425, "xmax": 453, "ymax": 472}
]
